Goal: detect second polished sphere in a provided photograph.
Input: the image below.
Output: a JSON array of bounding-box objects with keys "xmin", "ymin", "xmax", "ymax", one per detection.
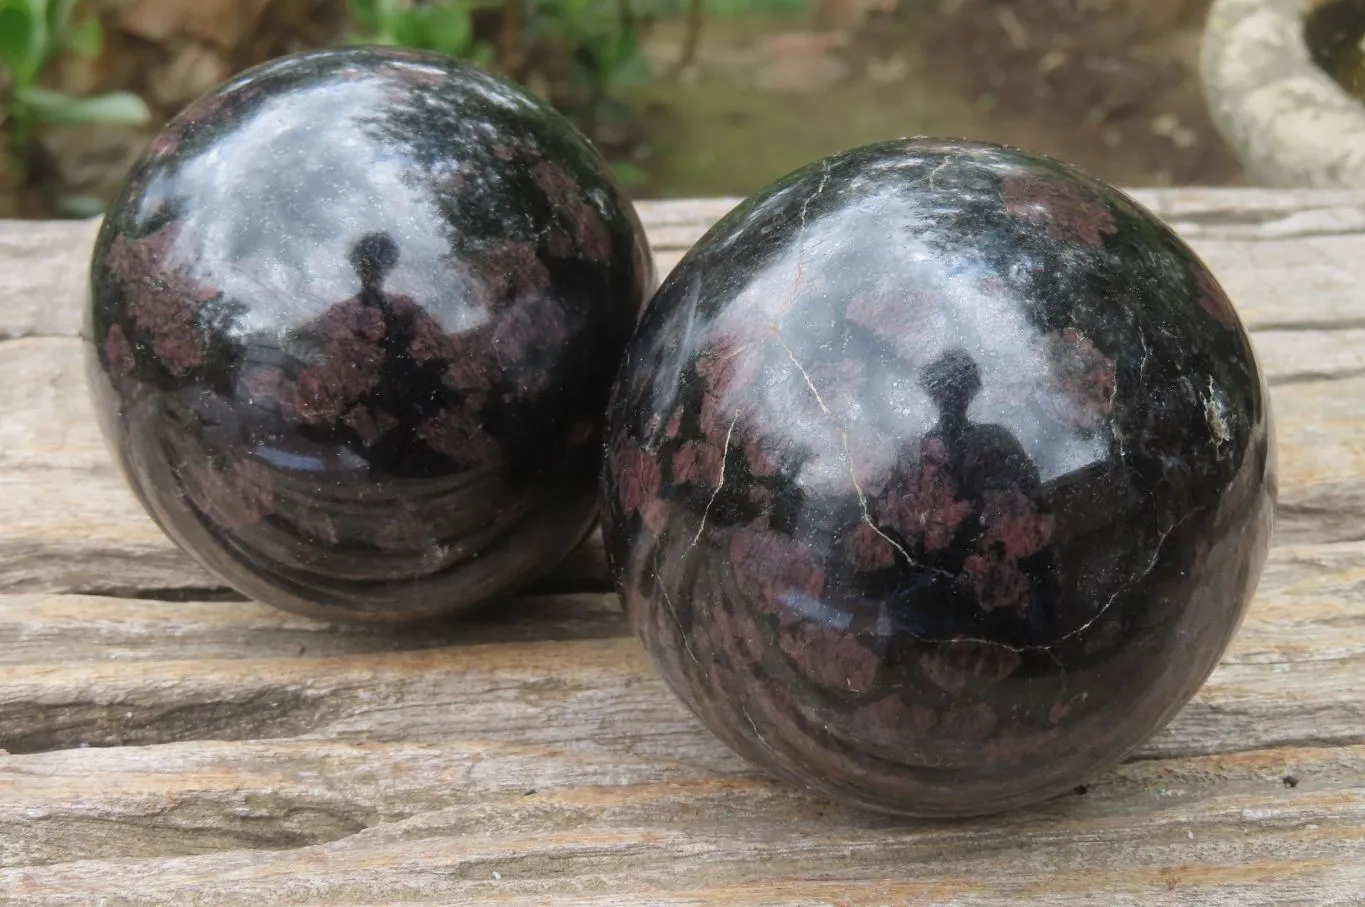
[
  {"xmin": 87, "ymin": 47, "xmax": 654, "ymax": 621},
  {"xmin": 602, "ymin": 139, "xmax": 1275, "ymax": 816}
]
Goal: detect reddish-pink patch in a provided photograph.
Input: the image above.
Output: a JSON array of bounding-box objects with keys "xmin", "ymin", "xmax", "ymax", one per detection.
[
  {"xmin": 980, "ymin": 488, "xmax": 1055, "ymax": 560},
  {"xmin": 332, "ymin": 299, "xmax": 386, "ymax": 343},
  {"xmin": 672, "ymin": 440, "xmax": 724, "ymax": 488},
  {"xmin": 180, "ymin": 90, "xmax": 233, "ymax": 128},
  {"xmin": 961, "ymin": 551, "xmax": 1032, "ymax": 613},
  {"xmin": 855, "ymin": 695, "xmax": 939, "ymax": 739},
  {"xmin": 705, "ymin": 604, "xmax": 763, "ymax": 666},
  {"xmin": 409, "ymin": 312, "xmax": 455, "ymax": 362},
  {"xmin": 777, "ymin": 619, "xmax": 879, "ymax": 692},
  {"xmin": 919, "ymin": 639, "xmax": 1022, "ymax": 694},
  {"xmin": 640, "ymin": 499, "xmax": 669, "ymax": 534},
  {"xmin": 729, "ymin": 527, "xmax": 826, "ymax": 616},
  {"xmin": 1002, "ymin": 174, "xmax": 1117, "ymax": 249},
  {"xmin": 491, "ymin": 295, "xmax": 569, "ymax": 374},
  {"xmin": 529, "ymin": 158, "xmax": 615, "ymax": 266},
  {"xmin": 695, "ymin": 334, "xmax": 760, "ymax": 399},
  {"xmin": 150, "ymin": 130, "xmax": 180, "ymax": 158},
  {"xmin": 1192, "ymin": 538, "xmax": 1213, "ymax": 573},
  {"xmin": 107, "ymin": 224, "xmax": 220, "ymax": 377},
  {"xmin": 1045, "ymin": 328, "xmax": 1116, "ymax": 429},
  {"xmin": 106, "ymin": 227, "xmax": 173, "ymax": 285},
  {"xmin": 612, "ymin": 437, "xmax": 662, "ymax": 517},
  {"xmin": 296, "ymin": 341, "xmax": 382, "ymax": 424},
  {"xmin": 186, "ymin": 457, "xmax": 275, "ymax": 528},
  {"xmin": 344, "ymin": 405, "xmax": 399, "ymax": 444},
  {"xmin": 241, "ymin": 366, "xmax": 297, "ymax": 416},
  {"xmin": 573, "ymin": 203, "xmax": 614, "ymax": 263},
  {"xmin": 845, "ymin": 522, "xmax": 897, "ymax": 571},
  {"xmin": 876, "ymin": 437, "xmax": 971, "ymax": 552},
  {"xmin": 695, "ymin": 334, "xmax": 763, "ymax": 439},
  {"xmin": 152, "ymin": 323, "xmax": 206, "ymax": 376},
  {"xmin": 474, "ymin": 242, "xmax": 550, "ymax": 308},
  {"xmin": 664, "ymin": 408, "xmax": 683, "ymax": 440},
  {"xmin": 531, "ymin": 160, "xmax": 580, "ymax": 209},
  {"xmin": 103, "ymin": 324, "xmax": 136, "ymax": 377},
  {"xmin": 846, "ymin": 278, "xmax": 938, "ymax": 364},
  {"xmin": 938, "ymin": 702, "xmax": 998, "ymax": 740},
  {"xmin": 492, "ymin": 144, "xmax": 516, "ymax": 162},
  {"xmin": 442, "ymin": 331, "xmax": 499, "ymax": 393},
  {"xmin": 417, "ymin": 408, "xmax": 498, "ymax": 466}
]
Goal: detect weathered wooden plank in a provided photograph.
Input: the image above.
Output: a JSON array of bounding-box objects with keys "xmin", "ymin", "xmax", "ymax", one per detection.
[
  {"xmin": 1258, "ymin": 329, "xmax": 1365, "ymax": 385},
  {"xmin": 0, "ymin": 636, "xmax": 752, "ymax": 770},
  {"xmin": 0, "ymin": 739, "xmax": 694, "ymax": 868},
  {"xmin": 1269, "ymin": 375, "xmax": 1365, "ymax": 546},
  {"xmin": 0, "ymin": 593, "xmax": 627, "ymax": 666},
  {"xmin": 2, "ymin": 538, "xmax": 1365, "ymax": 763},
  {"xmin": 0, "ymin": 219, "xmax": 100, "ymax": 342},
  {"xmin": 2, "ymin": 745, "xmax": 1363, "ymax": 904}
]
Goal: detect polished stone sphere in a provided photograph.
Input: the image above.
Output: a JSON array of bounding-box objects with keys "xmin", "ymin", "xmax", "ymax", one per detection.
[
  {"xmin": 601, "ymin": 139, "xmax": 1275, "ymax": 816},
  {"xmin": 86, "ymin": 47, "xmax": 654, "ymax": 622}
]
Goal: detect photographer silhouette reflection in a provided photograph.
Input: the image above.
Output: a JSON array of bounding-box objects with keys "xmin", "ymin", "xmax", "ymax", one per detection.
[
  {"xmin": 280, "ymin": 231, "xmax": 482, "ymax": 477},
  {"xmin": 884, "ymin": 347, "xmax": 1065, "ymax": 647}
]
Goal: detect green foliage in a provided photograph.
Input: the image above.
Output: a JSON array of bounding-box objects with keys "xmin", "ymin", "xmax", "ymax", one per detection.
[
  {"xmin": 344, "ymin": 1, "xmax": 652, "ymax": 183},
  {"xmin": 348, "ymin": 0, "xmax": 495, "ymax": 66},
  {"xmin": 1, "ymin": 0, "xmax": 150, "ymax": 186},
  {"xmin": 528, "ymin": 0, "xmax": 653, "ymax": 124},
  {"xmin": 645, "ymin": 0, "xmax": 811, "ymax": 17}
]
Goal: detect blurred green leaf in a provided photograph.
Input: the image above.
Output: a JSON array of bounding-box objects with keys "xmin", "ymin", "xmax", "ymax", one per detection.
[
  {"xmin": 15, "ymin": 86, "xmax": 151, "ymax": 125},
  {"xmin": 0, "ymin": 0, "xmax": 49, "ymax": 83},
  {"xmin": 349, "ymin": 0, "xmax": 388, "ymax": 34},
  {"xmin": 610, "ymin": 160, "xmax": 647, "ymax": 187},
  {"xmin": 424, "ymin": 5, "xmax": 473, "ymax": 56},
  {"xmin": 61, "ymin": 15, "xmax": 102, "ymax": 58},
  {"xmin": 468, "ymin": 42, "xmax": 496, "ymax": 68},
  {"xmin": 348, "ymin": 0, "xmax": 380, "ymax": 31},
  {"xmin": 55, "ymin": 192, "xmax": 105, "ymax": 217},
  {"xmin": 339, "ymin": 0, "xmax": 652, "ymax": 152},
  {"xmin": 348, "ymin": 0, "xmax": 407, "ymax": 43},
  {"xmin": 45, "ymin": 0, "xmax": 78, "ymax": 34}
]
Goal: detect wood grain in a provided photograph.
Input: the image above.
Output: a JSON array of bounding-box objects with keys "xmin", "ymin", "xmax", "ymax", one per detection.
[{"xmin": 2, "ymin": 189, "xmax": 1365, "ymax": 905}]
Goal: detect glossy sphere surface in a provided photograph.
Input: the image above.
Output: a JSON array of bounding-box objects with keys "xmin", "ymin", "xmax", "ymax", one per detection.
[
  {"xmin": 602, "ymin": 140, "xmax": 1275, "ymax": 816},
  {"xmin": 87, "ymin": 47, "xmax": 653, "ymax": 622}
]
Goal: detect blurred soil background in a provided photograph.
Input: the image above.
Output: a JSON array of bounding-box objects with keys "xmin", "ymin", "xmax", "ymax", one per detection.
[
  {"xmin": 636, "ymin": 0, "xmax": 1240, "ymax": 196},
  {"xmin": 0, "ymin": 0, "xmax": 1243, "ymax": 219}
]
